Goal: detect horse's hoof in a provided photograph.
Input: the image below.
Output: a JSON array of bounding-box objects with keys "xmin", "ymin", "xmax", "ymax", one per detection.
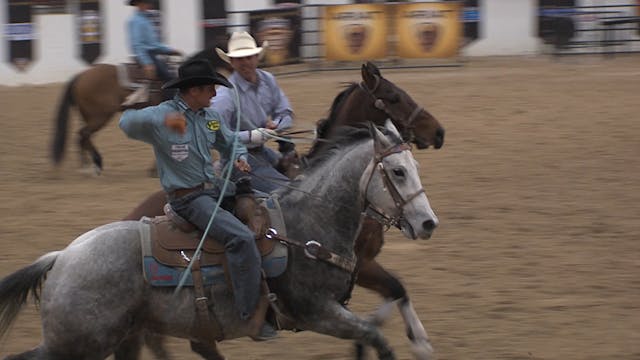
[
  {"xmin": 77, "ymin": 166, "xmax": 101, "ymax": 177},
  {"xmin": 410, "ymin": 339, "xmax": 434, "ymax": 360}
]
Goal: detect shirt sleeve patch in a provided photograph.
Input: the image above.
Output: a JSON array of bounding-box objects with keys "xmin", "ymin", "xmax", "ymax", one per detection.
[{"xmin": 206, "ymin": 120, "xmax": 220, "ymax": 131}]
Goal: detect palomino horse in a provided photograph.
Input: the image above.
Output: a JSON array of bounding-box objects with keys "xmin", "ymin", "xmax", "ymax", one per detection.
[
  {"xmin": 0, "ymin": 123, "xmax": 438, "ymax": 360},
  {"xmin": 123, "ymin": 61, "xmax": 445, "ymax": 360},
  {"xmin": 50, "ymin": 49, "xmax": 228, "ymax": 174}
]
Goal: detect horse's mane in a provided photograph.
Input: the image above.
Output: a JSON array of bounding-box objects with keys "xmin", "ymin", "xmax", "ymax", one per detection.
[
  {"xmin": 301, "ymin": 125, "xmax": 402, "ymax": 172},
  {"xmin": 315, "ymin": 83, "xmax": 359, "ymax": 140}
]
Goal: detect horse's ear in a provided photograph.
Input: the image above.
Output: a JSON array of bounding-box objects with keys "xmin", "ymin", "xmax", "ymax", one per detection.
[
  {"xmin": 384, "ymin": 119, "xmax": 401, "ymax": 140},
  {"xmin": 361, "ymin": 62, "xmax": 378, "ymax": 90},
  {"xmin": 369, "ymin": 122, "xmax": 388, "ymax": 154},
  {"xmin": 366, "ymin": 61, "xmax": 381, "ymax": 76}
]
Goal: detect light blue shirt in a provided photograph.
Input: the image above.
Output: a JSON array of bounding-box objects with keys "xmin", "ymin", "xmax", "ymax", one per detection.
[
  {"xmin": 127, "ymin": 10, "xmax": 172, "ymax": 65},
  {"xmin": 210, "ymin": 69, "xmax": 293, "ymax": 146},
  {"xmin": 119, "ymin": 96, "xmax": 247, "ymax": 193}
]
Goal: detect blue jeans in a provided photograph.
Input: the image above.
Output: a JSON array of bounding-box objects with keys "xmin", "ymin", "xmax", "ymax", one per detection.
[
  {"xmin": 147, "ymin": 49, "xmax": 172, "ymax": 82},
  {"xmin": 169, "ymin": 188, "xmax": 261, "ymax": 320},
  {"xmin": 232, "ymin": 147, "xmax": 290, "ymax": 194}
]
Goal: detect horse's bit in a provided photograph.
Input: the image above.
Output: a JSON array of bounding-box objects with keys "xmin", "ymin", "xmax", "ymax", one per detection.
[
  {"xmin": 361, "ymin": 142, "xmax": 425, "ymax": 229},
  {"xmin": 359, "ymin": 77, "xmax": 423, "ymax": 143}
]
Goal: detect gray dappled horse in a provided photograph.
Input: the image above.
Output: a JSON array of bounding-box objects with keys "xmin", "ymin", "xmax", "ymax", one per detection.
[
  {"xmin": 125, "ymin": 61, "xmax": 445, "ymax": 360},
  {"xmin": 0, "ymin": 122, "xmax": 438, "ymax": 360}
]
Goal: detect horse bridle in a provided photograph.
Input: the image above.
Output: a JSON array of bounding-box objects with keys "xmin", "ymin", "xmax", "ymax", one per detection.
[
  {"xmin": 359, "ymin": 77, "xmax": 424, "ymax": 143},
  {"xmin": 262, "ymin": 142, "xmax": 423, "ymax": 276},
  {"xmin": 361, "ymin": 142, "xmax": 425, "ymax": 229}
]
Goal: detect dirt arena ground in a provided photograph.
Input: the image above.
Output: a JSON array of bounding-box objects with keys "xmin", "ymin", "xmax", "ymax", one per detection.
[{"xmin": 1, "ymin": 56, "xmax": 639, "ymax": 359}]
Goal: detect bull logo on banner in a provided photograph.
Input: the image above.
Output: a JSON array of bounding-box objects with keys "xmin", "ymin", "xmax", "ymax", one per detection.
[
  {"xmin": 395, "ymin": 3, "xmax": 461, "ymax": 59},
  {"xmin": 343, "ymin": 23, "xmax": 369, "ymax": 54},
  {"xmin": 415, "ymin": 22, "xmax": 440, "ymax": 53},
  {"xmin": 323, "ymin": 4, "xmax": 386, "ymax": 61}
]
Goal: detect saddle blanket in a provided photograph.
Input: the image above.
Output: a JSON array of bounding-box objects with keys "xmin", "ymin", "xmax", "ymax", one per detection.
[
  {"xmin": 140, "ymin": 218, "xmax": 289, "ymax": 287},
  {"xmin": 142, "ymin": 255, "xmax": 287, "ymax": 287}
]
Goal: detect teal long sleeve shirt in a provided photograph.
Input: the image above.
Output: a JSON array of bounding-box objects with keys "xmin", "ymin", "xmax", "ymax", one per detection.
[
  {"xmin": 127, "ymin": 10, "xmax": 172, "ymax": 65},
  {"xmin": 119, "ymin": 97, "xmax": 247, "ymax": 193}
]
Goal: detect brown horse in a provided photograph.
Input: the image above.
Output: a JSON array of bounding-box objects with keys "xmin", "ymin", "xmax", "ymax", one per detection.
[
  {"xmin": 121, "ymin": 61, "xmax": 445, "ymax": 360},
  {"xmin": 50, "ymin": 49, "xmax": 228, "ymax": 174}
]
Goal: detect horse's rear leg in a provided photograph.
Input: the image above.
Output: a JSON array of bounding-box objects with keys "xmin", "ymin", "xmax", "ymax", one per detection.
[
  {"xmin": 113, "ymin": 333, "xmax": 146, "ymax": 360},
  {"xmin": 77, "ymin": 112, "xmax": 111, "ymax": 175},
  {"xmin": 356, "ymin": 260, "xmax": 433, "ymax": 360},
  {"xmin": 78, "ymin": 125, "xmax": 103, "ymax": 174},
  {"xmin": 190, "ymin": 340, "xmax": 226, "ymax": 360}
]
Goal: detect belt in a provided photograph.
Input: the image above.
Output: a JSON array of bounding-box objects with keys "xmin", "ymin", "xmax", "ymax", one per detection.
[
  {"xmin": 247, "ymin": 146, "xmax": 264, "ymax": 153},
  {"xmin": 169, "ymin": 182, "xmax": 214, "ymax": 199}
]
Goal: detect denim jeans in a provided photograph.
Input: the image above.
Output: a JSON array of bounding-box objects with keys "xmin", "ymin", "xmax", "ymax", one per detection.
[
  {"xmin": 169, "ymin": 188, "xmax": 261, "ymax": 320},
  {"xmin": 232, "ymin": 146, "xmax": 290, "ymax": 194},
  {"xmin": 147, "ymin": 49, "xmax": 172, "ymax": 82}
]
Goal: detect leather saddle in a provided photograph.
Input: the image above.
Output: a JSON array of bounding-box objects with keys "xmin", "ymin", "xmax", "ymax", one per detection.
[
  {"xmin": 119, "ymin": 63, "xmax": 164, "ymax": 107},
  {"xmin": 148, "ymin": 192, "xmax": 276, "ymax": 269}
]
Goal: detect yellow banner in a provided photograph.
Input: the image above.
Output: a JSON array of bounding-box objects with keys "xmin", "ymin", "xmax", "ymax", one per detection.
[
  {"xmin": 394, "ymin": 2, "xmax": 461, "ymax": 58},
  {"xmin": 323, "ymin": 4, "xmax": 387, "ymax": 61}
]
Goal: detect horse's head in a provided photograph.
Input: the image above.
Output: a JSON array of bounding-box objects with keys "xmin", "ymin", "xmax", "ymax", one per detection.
[
  {"xmin": 361, "ymin": 120, "xmax": 438, "ymax": 240},
  {"xmin": 360, "ymin": 61, "xmax": 445, "ymax": 150}
]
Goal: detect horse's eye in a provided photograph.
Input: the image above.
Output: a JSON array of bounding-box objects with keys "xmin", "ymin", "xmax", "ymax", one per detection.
[
  {"xmin": 388, "ymin": 94, "xmax": 400, "ymax": 104},
  {"xmin": 392, "ymin": 168, "xmax": 405, "ymax": 178}
]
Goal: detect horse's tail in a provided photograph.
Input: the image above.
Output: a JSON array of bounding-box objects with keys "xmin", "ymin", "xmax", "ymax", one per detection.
[
  {"xmin": 51, "ymin": 75, "xmax": 78, "ymax": 165},
  {"xmin": 0, "ymin": 251, "xmax": 59, "ymax": 341}
]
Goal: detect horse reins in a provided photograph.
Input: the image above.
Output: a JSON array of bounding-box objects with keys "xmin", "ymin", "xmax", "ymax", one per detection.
[{"xmin": 361, "ymin": 143, "xmax": 425, "ymax": 229}]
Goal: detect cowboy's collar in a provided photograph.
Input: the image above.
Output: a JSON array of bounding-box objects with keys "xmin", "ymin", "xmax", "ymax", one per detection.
[
  {"xmin": 174, "ymin": 96, "xmax": 206, "ymax": 115},
  {"xmin": 232, "ymin": 71, "xmax": 263, "ymax": 92}
]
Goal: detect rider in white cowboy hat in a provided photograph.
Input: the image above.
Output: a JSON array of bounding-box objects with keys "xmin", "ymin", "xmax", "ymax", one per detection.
[{"xmin": 211, "ymin": 31, "xmax": 295, "ymax": 194}]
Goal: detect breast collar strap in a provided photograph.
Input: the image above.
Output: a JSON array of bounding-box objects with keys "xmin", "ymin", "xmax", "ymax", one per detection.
[{"xmin": 265, "ymin": 228, "xmax": 356, "ymax": 273}]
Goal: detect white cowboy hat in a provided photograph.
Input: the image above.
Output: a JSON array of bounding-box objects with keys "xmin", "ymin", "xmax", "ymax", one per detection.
[{"xmin": 215, "ymin": 31, "xmax": 268, "ymax": 63}]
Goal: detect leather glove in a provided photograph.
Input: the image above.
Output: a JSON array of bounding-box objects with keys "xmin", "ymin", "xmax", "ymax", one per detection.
[{"xmin": 248, "ymin": 128, "xmax": 276, "ymax": 146}]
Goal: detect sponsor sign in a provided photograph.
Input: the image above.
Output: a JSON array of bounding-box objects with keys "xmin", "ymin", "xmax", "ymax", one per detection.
[
  {"xmin": 394, "ymin": 2, "xmax": 462, "ymax": 58},
  {"xmin": 323, "ymin": 4, "xmax": 387, "ymax": 61},
  {"xmin": 249, "ymin": 6, "xmax": 302, "ymax": 67}
]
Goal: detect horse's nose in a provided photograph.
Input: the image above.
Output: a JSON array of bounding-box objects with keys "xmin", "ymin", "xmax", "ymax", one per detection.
[
  {"xmin": 423, "ymin": 219, "xmax": 437, "ymax": 233},
  {"xmin": 435, "ymin": 128, "xmax": 445, "ymax": 149}
]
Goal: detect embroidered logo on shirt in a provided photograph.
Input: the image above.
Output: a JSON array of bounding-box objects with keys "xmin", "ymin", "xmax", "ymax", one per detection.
[
  {"xmin": 206, "ymin": 120, "xmax": 220, "ymax": 132},
  {"xmin": 171, "ymin": 144, "xmax": 189, "ymax": 161}
]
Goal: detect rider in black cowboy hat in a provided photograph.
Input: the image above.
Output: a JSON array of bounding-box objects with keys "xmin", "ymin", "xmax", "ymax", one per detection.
[{"xmin": 120, "ymin": 58, "xmax": 278, "ymax": 341}]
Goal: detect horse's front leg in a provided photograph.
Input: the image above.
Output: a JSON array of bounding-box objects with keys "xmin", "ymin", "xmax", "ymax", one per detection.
[
  {"xmin": 301, "ymin": 301, "xmax": 395, "ymax": 360},
  {"xmin": 357, "ymin": 260, "xmax": 433, "ymax": 360}
]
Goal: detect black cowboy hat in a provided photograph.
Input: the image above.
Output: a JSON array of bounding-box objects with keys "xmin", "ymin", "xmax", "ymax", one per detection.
[{"xmin": 162, "ymin": 59, "xmax": 232, "ymax": 90}]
